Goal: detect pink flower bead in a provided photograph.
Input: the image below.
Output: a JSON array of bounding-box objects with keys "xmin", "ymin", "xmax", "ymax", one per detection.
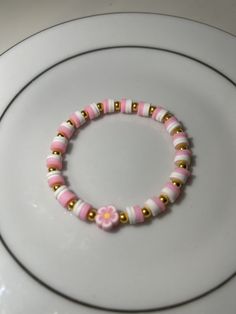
[
  {"xmin": 161, "ymin": 182, "xmax": 181, "ymax": 203},
  {"xmin": 174, "ymin": 149, "xmax": 192, "ymax": 166},
  {"xmin": 172, "ymin": 132, "xmax": 189, "ymax": 149},
  {"xmin": 137, "ymin": 101, "xmax": 150, "ymax": 117},
  {"xmin": 164, "ymin": 116, "xmax": 182, "ymax": 134},
  {"xmin": 46, "ymin": 154, "xmax": 63, "ymax": 170},
  {"xmin": 58, "ymin": 122, "xmax": 75, "ymax": 139},
  {"xmin": 170, "ymin": 167, "xmax": 191, "ymax": 184},
  {"xmin": 54, "ymin": 185, "xmax": 77, "ymax": 208},
  {"xmin": 125, "ymin": 205, "xmax": 144, "ymax": 224},
  {"xmin": 47, "ymin": 170, "xmax": 65, "ymax": 187},
  {"xmin": 73, "ymin": 200, "xmax": 92, "ymax": 221},
  {"xmin": 121, "ymin": 98, "xmax": 132, "ymax": 113},
  {"xmin": 152, "ymin": 106, "xmax": 168, "ymax": 122},
  {"xmin": 50, "ymin": 136, "xmax": 68, "ymax": 154},
  {"xmin": 102, "ymin": 99, "xmax": 115, "ymax": 114},
  {"xmin": 69, "ymin": 111, "xmax": 86, "ymax": 128},
  {"xmin": 144, "ymin": 196, "xmax": 166, "ymax": 216},
  {"xmin": 84, "ymin": 103, "xmax": 100, "ymax": 119},
  {"xmin": 95, "ymin": 205, "xmax": 119, "ymax": 231}
]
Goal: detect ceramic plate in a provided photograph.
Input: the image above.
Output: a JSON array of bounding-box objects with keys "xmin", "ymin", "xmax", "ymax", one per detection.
[{"xmin": 0, "ymin": 13, "xmax": 236, "ymax": 314}]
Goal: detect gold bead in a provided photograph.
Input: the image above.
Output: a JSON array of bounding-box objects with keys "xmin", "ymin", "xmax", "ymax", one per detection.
[
  {"xmin": 67, "ymin": 119, "xmax": 74, "ymax": 126},
  {"xmin": 87, "ymin": 208, "xmax": 97, "ymax": 221},
  {"xmin": 48, "ymin": 167, "xmax": 56, "ymax": 172},
  {"xmin": 179, "ymin": 162, "xmax": 187, "ymax": 169},
  {"xmin": 176, "ymin": 143, "xmax": 189, "ymax": 150},
  {"xmin": 97, "ymin": 103, "xmax": 103, "ymax": 112},
  {"xmin": 81, "ymin": 110, "xmax": 89, "ymax": 119},
  {"xmin": 149, "ymin": 105, "xmax": 156, "ymax": 115},
  {"xmin": 171, "ymin": 179, "xmax": 182, "ymax": 188},
  {"xmin": 53, "ymin": 151, "xmax": 60, "ymax": 155},
  {"xmin": 142, "ymin": 207, "xmax": 152, "ymax": 218},
  {"xmin": 159, "ymin": 194, "xmax": 169, "ymax": 205},
  {"xmin": 53, "ymin": 184, "xmax": 61, "ymax": 191},
  {"xmin": 67, "ymin": 199, "xmax": 77, "ymax": 211},
  {"xmin": 172, "ymin": 127, "xmax": 184, "ymax": 134},
  {"xmin": 119, "ymin": 212, "xmax": 129, "ymax": 224},
  {"xmin": 162, "ymin": 113, "xmax": 172, "ymax": 122},
  {"xmin": 57, "ymin": 133, "xmax": 64, "ymax": 137},
  {"xmin": 132, "ymin": 102, "xmax": 138, "ymax": 112},
  {"xmin": 114, "ymin": 101, "xmax": 121, "ymax": 112}
]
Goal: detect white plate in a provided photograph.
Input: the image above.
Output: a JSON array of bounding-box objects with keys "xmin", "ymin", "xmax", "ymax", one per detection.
[{"xmin": 0, "ymin": 13, "xmax": 236, "ymax": 314}]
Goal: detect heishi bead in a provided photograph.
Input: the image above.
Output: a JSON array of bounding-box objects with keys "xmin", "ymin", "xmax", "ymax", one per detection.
[
  {"xmin": 170, "ymin": 167, "xmax": 191, "ymax": 184},
  {"xmin": 164, "ymin": 116, "xmax": 182, "ymax": 135},
  {"xmin": 144, "ymin": 196, "xmax": 166, "ymax": 216},
  {"xmin": 47, "ymin": 170, "xmax": 65, "ymax": 187},
  {"xmin": 174, "ymin": 149, "xmax": 192, "ymax": 166},
  {"xmin": 58, "ymin": 122, "xmax": 74, "ymax": 139},
  {"xmin": 137, "ymin": 101, "xmax": 151, "ymax": 117},
  {"xmin": 54, "ymin": 185, "xmax": 77, "ymax": 208},
  {"xmin": 69, "ymin": 111, "xmax": 86, "ymax": 128},
  {"xmin": 50, "ymin": 136, "xmax": 68, "ymax": 154},
  {"xmin": 121, "ymin": 98, "xmax": 132, "ymax": 113},
  {"xmin": 125, "ymin": 205, "xmax": 144, "ymax": 224},
  {"xmin": 72, "ymin": 200, "xmax": 92, "ymax": 221},
  {"xmin": 152, "ymin": 106, "xmax": 168, "ymax": 122},
  {"xmin": 84, "ymin": 102, "xmax": 100, "ymax": 119},
  {"xmin": 102, "ymin": 98, "xmax": 115, "ymax": 114},
  {"xmin": 172, "ymin": 132, "xmax": 189, "ymax": 149},
  {"xmin": 161, "ymin": 182, "xmax": 181, "ymax": 203},
  {"xmin": 46, "ymin": 154, "xmax": 63, "ymax": 170}
]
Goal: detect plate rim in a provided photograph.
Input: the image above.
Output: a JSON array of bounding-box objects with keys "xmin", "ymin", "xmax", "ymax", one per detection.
[{"xmin": 0, "ymin": 11, "xmax": 235, "ymax": 58}]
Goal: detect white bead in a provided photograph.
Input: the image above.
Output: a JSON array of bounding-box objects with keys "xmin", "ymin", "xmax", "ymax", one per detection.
[
  {"xmin": 141, "ymin": 103, "xmax": 151, "ymax": 116},
  {"xmin": 155, "ymin": 108, "xmax": 168, "ymax": 122},
  {"xmin": 47, "ymin": 154, "xmax": 62, "ymax": 162},
  {"xmin": 125, "ymin": 206, "xmax": 136, "ymax": 224},
  {"xmin": 166, "ymin": 120, "xmax": 181, "ymax": 134},
  {"xmin": 174, "ymin": 154, "xmax": 191, "ymax": 165},
  {"xmin": 53, "ymin": 135, "xmax": 68, "ymax": 145},
  {"xmin": 72, "ymin": 199, "xmax": 85, "ymax": 216},
  {"xmin": 47, "ymin": 170, "xmax": 61, "ymax": 179},
  {"xmin": 170, "ymin": 171, "xmax": 188, "ymax": 184},
  {"xmin": 91, "ymin": 102, "xmax": 100, "ymax": 117},
  {"xmin": 108, "ymin": 99, "xmax": 115, "ymax": 112},
  {"xmin": 125, "ymin": 99, "xmax": 132, "ymax": 113},
  {"xmin": 144, "ymin": 198, "xmax": 161, "ymax": 216},
  {"xmin": 173, "ymin": 136, "xmax": 188, "ymax": 148},
  {"xmin": 74, "ymin": 111, "xmax": 86, "ymax": 125},
  {"xmin": 54, "ymin": 185, "xmax": 67, "ymax": 198}
]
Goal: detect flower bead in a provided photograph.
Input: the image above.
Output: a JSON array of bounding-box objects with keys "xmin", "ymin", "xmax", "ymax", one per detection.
[{"xmin": 95, "ymin": 205, "xmax": 119, "ymax": 231}]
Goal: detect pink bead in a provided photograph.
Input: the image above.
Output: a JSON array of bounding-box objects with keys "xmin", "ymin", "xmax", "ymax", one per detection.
[
  {"xmin": 46, "ymin": 155, "xmax": 62, "ymax": 170},
  {"xmin": 152, "ymin": 106, "xmax": 168, "ymax": 122},
  {"xmin": 137, "ymin": 101, "xmax": 150, "ymax": 117},
  {"xmin": 121, "ymin": 98, "xmax": 132, "ymax": 113},
  {"xmin": 50, "ymin": 136, "xmax": 68, "ymax": 154},
  {"xmin": 58, "ymin": 122, "xmax": 74, "ymax": 139},
  {"xmin": 47, "ymin": 173, "xmax": 65, "ymax": 187},
  {"xmin": 102, "ymin": 99, "xmax": 109, "ymax": 114},
  {"xmin": 152, "ymin": 196, "xmax": 166, "ymax": 212},
  {"xmin": 69, "ymin": 111, "xmax": 85, "ymax": 128},
  {"xmin": 84, "ymin": 103, "xmax": 100, "ymax": 120},
  {"xmin": 172, "ymin": 132, "xmax": 189, "ymax": 148},
  {"xmin": 57, "ymin": 189, "xmax": 77, "ymax": 208},
  {"xmin": 79, "ymin": 203, "xmax": 91, "ymax": 221},
  {"xmin": 134, "ymin": 205, "xmax": 145, "ymax": 223},
  {"xmin": 161, "ymin": 182, "xmax": 181, "ymax": 203}
]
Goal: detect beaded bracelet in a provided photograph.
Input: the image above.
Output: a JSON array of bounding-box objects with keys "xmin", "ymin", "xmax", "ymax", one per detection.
[{"xmin": 46, "ymin": 99, "xmax": 192, "ymax": 231}]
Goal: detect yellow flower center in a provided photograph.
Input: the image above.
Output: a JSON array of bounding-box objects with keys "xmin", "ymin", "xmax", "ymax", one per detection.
[{"xmin": 103, "ymin": 212, "xmax": 111, "ymax": 219}]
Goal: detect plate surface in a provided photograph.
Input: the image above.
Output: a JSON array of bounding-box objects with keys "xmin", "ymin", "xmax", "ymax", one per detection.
[{"xmin": 0, "ymin": 13, "xmax": 236, "ymax": 314}]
